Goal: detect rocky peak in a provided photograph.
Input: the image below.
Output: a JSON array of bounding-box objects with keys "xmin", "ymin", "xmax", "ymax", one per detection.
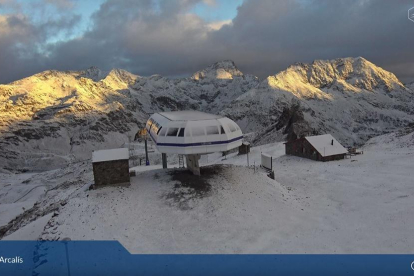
[
  {"xmin": 265, "ymin": 57, "xmax": 405, "ymax": 93},
  {"xmin": 79, "ymin": 66, "xmax": 108, "ymax": 82},
  {"xmin": 191, "ymin": 60, "xmax": 244, "ymax": 80},
  {"xmin": 104, "ymin": 68, "xmax": 138, "ymax": 85}
]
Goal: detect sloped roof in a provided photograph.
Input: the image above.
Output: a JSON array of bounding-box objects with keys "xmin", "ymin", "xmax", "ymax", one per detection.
[
  {"xmin": 305, "ymin": 134, "xmax": 347, "ymax": 157},
  {"xmin": 92, "ymin": 148, "xmax": 129, "ymax": 163}
]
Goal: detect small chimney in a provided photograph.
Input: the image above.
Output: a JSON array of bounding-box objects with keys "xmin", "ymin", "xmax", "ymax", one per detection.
[{"xmin": 331, "ymin": 139, "xmax": 334, "ymax": 145}]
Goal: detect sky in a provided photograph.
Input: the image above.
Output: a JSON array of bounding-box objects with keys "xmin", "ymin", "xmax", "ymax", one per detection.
[{"xmin": 0, "ymin": 0, "xmax": 414, "ymax": 84}]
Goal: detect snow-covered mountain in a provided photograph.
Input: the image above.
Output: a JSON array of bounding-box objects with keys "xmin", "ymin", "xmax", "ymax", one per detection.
[
  {"xmin": 1, "ymin": 57, "xmax": 413, "ymax": 171},
  {"xmin": 130, "ymin": 60, "xmax": 259, "ymax": 114},
  {"xmin": 0, "ymin": 61, "xmax": 259, "ymax": 170},
  {"xmin": 222, "ymin": 57, "xmax": 414, "ymax": 146}
]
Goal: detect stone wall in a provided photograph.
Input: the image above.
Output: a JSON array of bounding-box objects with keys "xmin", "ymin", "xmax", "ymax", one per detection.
[
  {"xmin": 92, "ymin": 159, "xmax": 130, "ymax": 186},
  {"xmin": 238, "ymin": 143, "xmax": 250, "ymax": 155}
]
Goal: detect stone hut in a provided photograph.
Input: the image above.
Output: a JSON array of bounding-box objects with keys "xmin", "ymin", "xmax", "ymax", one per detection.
[{"xmin": 92, "ymin": 148, "xmax": 130, "ymax": 186}]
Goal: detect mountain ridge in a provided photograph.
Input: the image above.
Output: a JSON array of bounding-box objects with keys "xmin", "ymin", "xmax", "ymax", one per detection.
[
  {"xmin": 0, "ymin": 57, "xmax": 413, "ymax": 171},
  {"xmin": 222, "ymin": 57, "xmax": 414, "ymax": 146}
]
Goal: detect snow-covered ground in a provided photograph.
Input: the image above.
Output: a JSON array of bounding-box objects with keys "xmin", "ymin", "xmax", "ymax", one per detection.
[
  {"xmin": 0, "ymin": 162, "xmax": 93, "ymax": 238},
  {"xmin": 1, "ymin": 131, "xmax": 413, "ymax": 253}
]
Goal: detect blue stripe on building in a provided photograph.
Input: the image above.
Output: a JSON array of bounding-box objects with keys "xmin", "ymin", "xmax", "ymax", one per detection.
[{"xmin": 156, "ymin": 136, "xmax": 243, "ymax": 147}]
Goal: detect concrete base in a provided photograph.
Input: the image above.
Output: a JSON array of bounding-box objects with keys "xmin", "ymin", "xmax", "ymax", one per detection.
[{"xmin": 185, "ymin": 154, "xmax": 201, "ymax": 176}]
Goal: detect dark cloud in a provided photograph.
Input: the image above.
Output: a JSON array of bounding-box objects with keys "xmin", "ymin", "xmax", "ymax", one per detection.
[
  {"xmin": 1, "ymin": 0, "xmax": 414, "ymax": 84},
  {"xmin": 0, "ymin": 0, "xmax": 81, "ymax": 82},
  {"xmin": 216, "ymin": 0, "xmax": 414, "ymax": 82}
]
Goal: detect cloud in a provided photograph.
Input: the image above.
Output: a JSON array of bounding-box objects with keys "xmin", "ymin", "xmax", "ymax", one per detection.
[
  {"xmin": 36, "ymin": 0, "xmax": 225, "ymax": 77},
  {"xmin": 0, "ymin": 3, "xmax": 81, "ymax": 83},
  {"xmin": 43, "ymin": 0, "xmax": 76, "ymax": 9},
  {"xmin": 207, "ymin": 19, "xmax": 231, "ymax": 30},
  {"xmin": 1, "ymin": 0, "xmax": 414, "ymax": 84},
  {"xmin": 213, "ymin": 0, "xmax": 414, "ymax": 82},
  {"xmin": 202, "ymin": 0, "xmax": 216, "ymax": 6}
]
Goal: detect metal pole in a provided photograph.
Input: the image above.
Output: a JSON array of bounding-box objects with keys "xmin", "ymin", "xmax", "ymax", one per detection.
[
  {"xmin": 162, "ymin": 153, "xmax": 167, "ymax": 169},
  {"xmin": 145, "ymin": 138, "xmax": 149, "ymax": 166}
]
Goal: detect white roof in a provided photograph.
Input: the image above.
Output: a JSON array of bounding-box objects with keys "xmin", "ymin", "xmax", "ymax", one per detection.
[
  {"xmin": 305, "ymin": 134, "xmax": 347, "ymax": 157},
  {"xmin": 92, "ymin": 148, "xmax": 129, "ymax": 163},
  {"xmin": 158, "ymin": 111, "xmax": 223, "ymax": 121}
]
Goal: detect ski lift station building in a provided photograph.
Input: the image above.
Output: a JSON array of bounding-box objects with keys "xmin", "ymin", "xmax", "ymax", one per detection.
[{"xmin": 146, "ymin": 110, "xmax": 243, "ymax": 175}]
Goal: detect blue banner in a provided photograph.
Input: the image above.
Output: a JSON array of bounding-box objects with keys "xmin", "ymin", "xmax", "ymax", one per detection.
[{"xmin": 0, "ymin": 241, "xmax": 413, "ymax": 275}]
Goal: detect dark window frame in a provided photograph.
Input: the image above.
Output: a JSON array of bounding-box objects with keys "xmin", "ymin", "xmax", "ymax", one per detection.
[{"xmin": 157, "ymin": 126, "xmax": 162, "ymax": 135}]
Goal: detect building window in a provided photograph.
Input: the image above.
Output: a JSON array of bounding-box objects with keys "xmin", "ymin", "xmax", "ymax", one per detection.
[
  {"xmin": 159, "ymin": 127, "xmax": 167, "ymax": 136},
  {"xmin": 228, "ymin": 124, "xmax": 237, "ymax": 132},
  {"xmin": 206, "ymin": 126, "xmax": 219, "ymax": 135},
  {"xmin": 167, "ymin": 128, "xmax": 179, "ymax": 136}
]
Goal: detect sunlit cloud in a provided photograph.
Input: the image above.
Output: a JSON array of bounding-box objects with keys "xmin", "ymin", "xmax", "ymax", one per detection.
[{"xmin": 207, "ymin": 19, "xmax": 231, "ymax": 30}]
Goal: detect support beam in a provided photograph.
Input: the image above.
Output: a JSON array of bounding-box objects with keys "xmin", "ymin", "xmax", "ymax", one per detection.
[
  {"xmin": 162, "ymin": 153, "xmax": 167, "ymax": 169},
  {"xmin": 144, "ymin": 139, "xmax": 149, "ymax": 166},
  {"xmin": 185, "ymin": 154, "xmax": 201, "ymax": 176}
]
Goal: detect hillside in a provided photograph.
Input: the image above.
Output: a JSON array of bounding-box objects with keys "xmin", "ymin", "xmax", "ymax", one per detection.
[{"xmin": 222, "ymin": 57, "xmax": 414, "ymax": 146}]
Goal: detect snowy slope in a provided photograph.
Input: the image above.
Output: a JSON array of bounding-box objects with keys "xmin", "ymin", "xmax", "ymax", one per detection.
[
  {"xmin": 0, "ymin": 161, "xmax": 93, "ymax": 239},
  {"xmin": 363, "ymin": 124, "xmax": 414, "ymax": 152},
  {"xmin": 3, "ymin": 129, "xmax": 411, "ymax": 253},
  {"xmin": 222, "ymin": 57, "xmax": 414, "ymax": 146}
]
